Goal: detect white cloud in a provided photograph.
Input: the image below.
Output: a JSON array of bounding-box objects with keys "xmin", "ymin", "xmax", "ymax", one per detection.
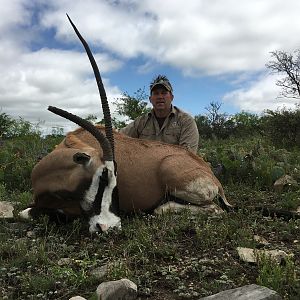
[
  {"xmin": 0, "ymin": 47, "xmax": 123, "ymax": 126},
  {"xmin": 36, "ymin": 0, "xmax": 300, "ymax": 75},
  {"xmin": 223, "ymin": 74, "xmax": 298, "ymax": 113},
  {"xmin": 1, "ymin": 0, "xmax": 300, "ymax": 129},
  {"xmin": 0, "ymin": 0, "xmax": 31, "ymax": 32}
]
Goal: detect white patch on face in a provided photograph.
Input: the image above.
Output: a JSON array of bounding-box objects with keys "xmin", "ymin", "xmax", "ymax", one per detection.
[
  {"xmin": 172, "ymin": 176, "xmax": 219, "ymax": 205},
  {"xmin": 89, "ymin": 212, "xmax": 121, "ymax": 233},
  {"xmin": 80, "ymin": 164, "xmax": 105, "ymax": 211},
  {"xmin": 88, "ymin": 161, "xmax": 121, "ymax": 233},
  {"xmin": 18, "ymin": 208, "xmax": 32, "ymax": 220}
]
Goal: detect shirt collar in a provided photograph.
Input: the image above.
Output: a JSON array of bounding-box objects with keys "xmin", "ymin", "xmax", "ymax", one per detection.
[{"xmin": 148, "ymin": 105, "xmax": 176, "ymax": 118}]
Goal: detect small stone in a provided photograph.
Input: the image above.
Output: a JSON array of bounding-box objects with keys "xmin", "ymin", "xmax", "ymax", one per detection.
[
  {"xmin": 237, "ymin": 247, "xmax": 293, "ymax": 264},
  {"xmin": 0, "ymin": 201, "xmax": 14, "ymax": 219},
  {"xmin": 96, "ymin": 278, "xmax": 137, "ymax": 300},
  {"xmin": 199, "ymin": 284, "xmax": 282, "ymax": 299},
  {"xmin": 90, "ymin": 264, "xmax": 109, "ymax": 280},
  {"xmin": 58, "ymin": 258, "xmax": 73, "ymax": 266},
  {"xmin": 254, "ymin": 235, "xmax": 269, "ymax": 246},
  {"xmin": 69, "ymin": 297, "xmax": 87, "ymax": 300},
  {"xmin": 5, "ymin": 222, "xmax": 29, "ymax": 231},
  {"xmin": 26, "ymin": 231, "xmax": 36, "ymax": 238},
  {"xmin": 274, "ymin": 175, "xmax": 297, "ymax": 192}
]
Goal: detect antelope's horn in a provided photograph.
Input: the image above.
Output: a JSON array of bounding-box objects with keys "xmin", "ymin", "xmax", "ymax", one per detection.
[
  {"xmin": 48, "ymin": 106, "xmax": 113, "ymax": 162},
  {"xmin": 66, "ymin": 14, "xmax": 115, "ymax": 159}
]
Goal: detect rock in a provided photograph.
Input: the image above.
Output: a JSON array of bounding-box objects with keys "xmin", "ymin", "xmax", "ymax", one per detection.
[
  {"xmin": 237, "ymin": 247, "xmax": 259, "ymax": 263},
  {"xmin": 237, "ymin": 247, "xmax": 293, "ymax": 264},
  {"xmin": 58, "ymin": 258, "xmax": 73, "ymax": 266},
  {"xmin": 96, "ymin": 278, "xmax": 137, "ymax": 300},
  {"xmin": 0, "ymin": 201, "xmax": 14, "ymax": 219},
  {"xmin": 199, "ymin": 284, "xmax": 282, "ymax": 299},
  {"xmin": 26, "ymin": 231, "xmax": 36, "ymax": 238},
  {"xmin": 69, "ymin": 297, "xmax": 87, "ymax": 300},
  {"xmin": 154, "ymin": 201, "xmax": 224, "ymax": 215},
  {"xmin": 274, "ymin": 175, "xmax": 297, "ymax": 192},
  {"xmin": 254, "ymin": 235, "xmax": 269, "ymax": 246},
  {"xmin": 90, "ymin": 264, "xmax": 109, "ymax": 280},
  {"xmin": 5, "ymin": 222, "xmax": 29, "ymax": 232}
]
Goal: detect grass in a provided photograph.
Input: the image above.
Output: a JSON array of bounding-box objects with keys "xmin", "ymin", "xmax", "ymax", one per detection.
[
  {"xmin": 257, "ymin": 255, "xmax": 297, "ymax": 296},
  {"xmin": 1, "ymin": 187, "xmax": 300, "ymax": 299},
  {"xmin": 0, "ymin": 134, "xmax": 300, "ymax": 299}
]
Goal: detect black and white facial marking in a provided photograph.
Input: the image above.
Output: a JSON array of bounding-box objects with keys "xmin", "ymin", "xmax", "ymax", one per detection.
[
  {"xmin": 19, "ymin": 177, "xmax": 93, "ymax": 222},
  {"xmin": 80, "ymin": 160, "xmax": 121, "ymax": 233},
  {"xmin": 19, "ymin": 207, "xmax": 75, "ymax": 223}
]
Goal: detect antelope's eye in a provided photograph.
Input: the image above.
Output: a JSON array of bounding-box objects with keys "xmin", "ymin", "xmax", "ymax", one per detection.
[{"xmin": 73, "ymin": 152, "xmax": 91, "ymax": 165}]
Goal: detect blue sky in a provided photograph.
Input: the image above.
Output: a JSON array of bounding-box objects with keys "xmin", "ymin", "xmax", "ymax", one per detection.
[{"xmin": 1, "ymin": 0, "xmax": 300, "ymax": 132}]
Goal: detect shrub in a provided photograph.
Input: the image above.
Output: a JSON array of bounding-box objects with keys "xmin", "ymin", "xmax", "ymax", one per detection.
[
  {"xmin": 261, "ymin": 106, "xmax": 300, "ymax": 149},
  {"xmin": 202, "ymin": 137, "xmax": 300, "ymax": 189},
  {"xmin": 0, "ymin": 112, "xmax": 41, "ymax": 139},
  {"xmin": 257, "ymin": 255, "xmax": 298, "ymax": 297},
  {"xmin": 0, "ymin": 112, "xmax": 14, "ymax": 138},
  {"xmin": 0, "ymin": 133, "xmax": 62, "ymax": 192},
  {"xmin": 230, "ymin": 112, "xmax": 263, "ymax": 137}
]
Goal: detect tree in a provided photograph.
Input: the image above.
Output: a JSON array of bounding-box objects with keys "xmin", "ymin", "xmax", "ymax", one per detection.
[
  {"xmin": 114, "ymin": 88, "xmax": 150, "ymax": 121},
  {"xmin": 231, "ymin": 112, "xmax": 262, "ymax": 137},
  {"xmin": 205, "ymin": 101, "xmax": 228, "ymax": 138},
  {"xmin": 110, "ymin": 88, "xmax": 151, "ymax": 129},
  {"xmin": 0, "ymin": 112, "xmax": 14, "ymax": 138},
  {"xmin": 261, "ymin": 105, "xmax": 300, "ymax": 148},
  {"xmin": 195, "ymin": 104, "xmax": 264, "ymax": 140},
  {"xmin": 194, "ymin": 115, "xmax": 211, "ymax": 139},
  {"xmin": 194, "ymin": 102, "xmax": 230, "ymax": 139},
  {"xmin": 0, "ymin": 112, "xmax": 40, "ymax": 139},
  {"xmin": 266, "ymin": 50, "xmax": 300, "ymax": 99},
  {"xmin": 85, "ymin": 114, "xmax": 98, "ymax": 123}
]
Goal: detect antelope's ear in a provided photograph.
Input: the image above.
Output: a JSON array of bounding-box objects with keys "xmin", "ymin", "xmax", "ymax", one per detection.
[{"xmin": 73, "ymin": 152, "xmax": 91, "ymax": 165}]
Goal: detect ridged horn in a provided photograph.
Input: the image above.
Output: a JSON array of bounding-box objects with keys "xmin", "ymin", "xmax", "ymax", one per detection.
[
  {"xmin": 66, "ymin": 14, "xmax": 115, "ymax": 159},
  {"xmin": 48, "ymin": 106, "xmax": 113, "ymax": 162}
]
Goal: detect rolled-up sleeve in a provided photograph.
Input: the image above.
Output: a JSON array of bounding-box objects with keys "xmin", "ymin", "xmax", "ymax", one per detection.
[
  {"xmin": 119, "ymin": 119, "xmax": 139, "ymax": 138},
  {"xmin": 179, "ymin": 116, "xmax": 199, "ymax": 153}
]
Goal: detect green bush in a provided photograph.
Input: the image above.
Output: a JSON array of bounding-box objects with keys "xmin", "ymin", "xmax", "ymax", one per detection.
[
  {"xmin": 0, "ymin": 112, "xmax": 41, "ymax": 139},
  {"xmin": 0, "ymin": 112, "xmax": 14, "ymax": 138},
  {"xmin": 195, "ymin": 105, "xmax": 263, "ymax": 140},
  {"xmin": 257, "ymin": 255, "xmax": 298, "ymax": 297},
  {"xmin": 261, "ymin": 106, "xmax": 300, "ymax": 149},
  {"xmin": 202, "ymin": 136, "xmax": 300, "ymax": 189},
  {"xmin": 0, "ymin": 134, "xmax": 63, "ymax": 192},
  {"xmin": 230, "ymin": 112, "xmax": 263, "ymax": 137}
]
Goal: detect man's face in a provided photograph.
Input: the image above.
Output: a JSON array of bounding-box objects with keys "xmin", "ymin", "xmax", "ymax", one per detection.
[{"xmin": 149, "ymin": 86, "xmax": 173, "ymax": 114}]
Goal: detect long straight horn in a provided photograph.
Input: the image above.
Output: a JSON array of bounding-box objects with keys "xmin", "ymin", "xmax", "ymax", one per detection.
[
  {"xmin": 66, "ymin": 14, "xmax": 115, "ymax": 158},
  {"xmin": 48, "ymin": 106, "xmax": 113, "ymax": 162}
]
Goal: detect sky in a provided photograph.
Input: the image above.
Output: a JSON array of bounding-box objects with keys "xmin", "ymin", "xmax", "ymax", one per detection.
[{"xmin": 1, "ymin": 0, "xmax": 300, "ymax": 133}]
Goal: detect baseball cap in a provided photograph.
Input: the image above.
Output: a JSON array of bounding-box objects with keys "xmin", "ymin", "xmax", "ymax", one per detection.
[{"xmin": 150, "ymin": 75, "xmax": 173, "ymax": 93}]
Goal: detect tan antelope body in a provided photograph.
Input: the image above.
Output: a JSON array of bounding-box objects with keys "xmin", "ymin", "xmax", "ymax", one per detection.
[{"xmin": 32, "ymin": 125, "xmax": 229, "ymax": 215}]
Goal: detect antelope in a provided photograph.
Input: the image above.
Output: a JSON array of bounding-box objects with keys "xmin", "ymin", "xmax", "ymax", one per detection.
[{"xmin": 19, "ymin": 15, "xmax": 233, "ymax": 233}]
